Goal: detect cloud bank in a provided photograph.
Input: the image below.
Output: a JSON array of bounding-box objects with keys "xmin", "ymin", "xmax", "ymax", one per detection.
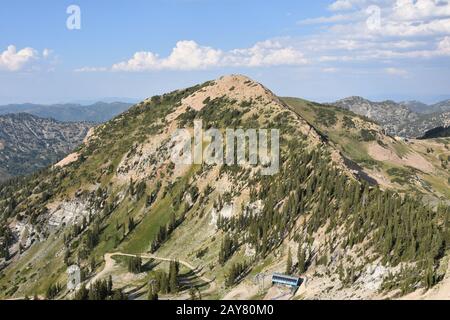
[{"xmin": 77, "ymin": 40, "xmax": 308, "ymax": 72}]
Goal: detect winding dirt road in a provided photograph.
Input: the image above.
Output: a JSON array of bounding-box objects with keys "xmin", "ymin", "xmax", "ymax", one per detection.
[{"xmin": 88, "ymin": 252, "xmax": 216, "ymax": 297}]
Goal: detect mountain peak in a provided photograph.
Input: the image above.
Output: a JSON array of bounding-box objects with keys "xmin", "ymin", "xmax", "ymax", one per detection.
[
  {"xmin": 181, "ymin": 74, "xmax": 277, "ymax": 111},
  {"xmin": 217, "ymin": 74, "xmax": 254, "ymax": 84},
  {"xmin": 337, "ymin": 96, "xmax": 370, "ymax": 103}
]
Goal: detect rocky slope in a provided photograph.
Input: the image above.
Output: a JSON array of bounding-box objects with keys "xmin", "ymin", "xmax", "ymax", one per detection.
[
  {"xmin": 400, "ymin": 101, "xmax": 431, "ymax": 114},
  {"xmin": 430, "ymin": 100, "xmax": 450, "ymax": 114},
  {"xmin": 0, "ymin": 76, "xmax": 449, "ymax": 301},
  {"xmin": 332, "ymin": 97, "xmax": 450, "ymax": 138},
  {"xmin": 0, "ymin": 113, "xmax": 92, "ymax": 181},
  {"xmin": 402, "ymin": 100, "xmax": 450, "ymax": 114}
]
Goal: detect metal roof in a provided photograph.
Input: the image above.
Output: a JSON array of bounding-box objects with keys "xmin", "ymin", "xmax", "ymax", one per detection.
[{"xmin": 272, "ymin": 273, "xmax": 301, "ymax": 282}]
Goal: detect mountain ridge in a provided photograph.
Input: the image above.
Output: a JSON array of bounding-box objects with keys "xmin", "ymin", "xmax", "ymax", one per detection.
[
  {"xmin": 0, "ymin": 101, "xmax": 133, "ymax": 123},
  {"xmin": 0, "ymin": 113, "xmax": 92, "ymax": 181},
  {"xmin": 0, "ymin": 75, "xmax": 449, "ymax": 301},
  {"xmin": 332, "ymin": 96, "xmax": 450, "ymax": 137}
]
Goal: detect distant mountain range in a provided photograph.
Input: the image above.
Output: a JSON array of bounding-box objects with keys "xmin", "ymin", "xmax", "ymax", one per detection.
[
  {"xmin": 0, "ymin": 101, "xmax": 133, "ymax": 123},
  {"xmin": 401, "ymin": 99, "xmax": 450, "ymax": 114},
  {"xmin": 0, "ymin": 113, "xmax": 92, "ymax": 181},
  {"xmin": 332, "ymin": 97, "xmax": 450, "ymax": 137},
  {"xmin": 0, "ymin": 101, "xmax": 133, "ymax": 181}
]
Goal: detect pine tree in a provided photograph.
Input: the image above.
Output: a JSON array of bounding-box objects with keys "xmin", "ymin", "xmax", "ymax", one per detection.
[
  {"xmin": 127, "ymin": 256, "xmax": 142, "ymax": 273},
  {"xmin": 147, "ymin": 284, "xmax": 158, "ymax": 300},
  {"xmin": 45, "ymin": 283, "xmax": 61, "ymax": 300},
  {"xmin": 107, "ymin": 275, "xmax": 113, "ymax": 295},
  {"xmin": 90, "ymin": 256, "xmax": 96, "ymax": 272},
  {"xmin": 286, "ymin": 248, "xmax": 292, "ymax": 274},
  {"xmin": 219, "ymin": 234, "xmax": 236, "ymax": 265},
  {"xmin": 128, "ymin": 216, "xmax": 135, "ymax": 233},
  {"xmin": 297, "ymin": 245, "xmax": 307, "ymax": 274},
  {"xmin": 169, "ymin": 260, "xmax": 178, "ymax": 293}
]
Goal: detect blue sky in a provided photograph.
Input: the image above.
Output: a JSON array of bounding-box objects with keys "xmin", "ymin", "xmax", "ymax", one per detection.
[{"xmin": 1, "ymin": 0, "xmax": 450, "ymax": 104}]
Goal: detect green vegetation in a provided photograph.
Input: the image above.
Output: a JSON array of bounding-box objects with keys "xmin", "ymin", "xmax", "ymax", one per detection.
[
  {"xmin": 218, "ymin": 234, "xmax": 238, "ymax": 266},
  {"xmin": 74, "ymin": 277, "xmax": 126, "ymax": 300},
  {"xmin": 360, "ymin": 129, "xmax": 377, "ymax": 142},
  {"xmin": 225, "ymin": 261, "xmax": 249, "ymax": 287},
  {"xmin": 314, "ymin": 108, "xmax": 337, "ymax": 127},
  {"xmin": 387, "ymin": 167, "xmax": 416, "ymax": 185},
  {"xmin": 45, "ymin": 283, "xmax": 62, "ymax": 300},
  {"xmin": 127, "ymin": 256, "xmax": 143, "ymax": 274},
  {"xmin": 150, "ymin": 260, "xmax": 179, "ymax": 295},
  {"xmin": 286, "ymin": 248, "xmax": 292, "ymax": 274}
]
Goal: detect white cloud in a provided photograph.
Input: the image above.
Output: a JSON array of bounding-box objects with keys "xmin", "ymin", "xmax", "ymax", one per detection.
[
  {"xmin": 298, "ymin": 12, "xmax": 361, "ymax": 25},
  {"xmin": 384, "ymin": 67, "xmax": 409, "ymax": 76},
  {"xmin": 74, "ymin": 66, "xmax": 109, "ymax": 72},
  {"xmin": 392, "ymin": 0, "xmax": 450, "ymax": 21},
  {"xmin": 80, "ymin": 40, "xmax": 308, "ymax": 72},
  {"xmin": 0, "ymin": 45, "xmax": 38, "ymax": 71},
  {"xmin": 301, "ymin": 0, "xmax": 450, "ymax": 37},
  {"xmin": 328, "ymin": 0, "xmax": 356, "ymax": 11},
  {"xmin": 224, "ymin": 40, "xmax": 308, "ymax": 67},
  {"xmin": 437, "ymin": 36, "xmax": 450, "ymax": 54},
  {"xmin": 290, "ymin": 0, "xmax": 450, "ymax": 70},
  {"xmin": 322, "ymin": 67, "xmax": 339, "ymax": 73},
  {"xmin": 112, "ymin": 41, "xmax": 222, "ymax": 71},
  {"xmin": 379, "ymin": 18, "xmax": 450, "ymax": 36},
  {"xmin": 42, "ymin": 48, "xmax": 52, "ymax": 59}
]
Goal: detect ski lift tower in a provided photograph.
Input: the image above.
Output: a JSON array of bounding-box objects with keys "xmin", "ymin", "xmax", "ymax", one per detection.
[{"xmin": 253, "ymin": 273, "xmax": 268, "ymax": 294}]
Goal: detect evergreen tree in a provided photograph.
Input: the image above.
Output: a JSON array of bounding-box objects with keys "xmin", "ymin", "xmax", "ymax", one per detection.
[
  {"xmin": 90, "ymin": 256, "xmax": 96, "ymax": 273},
  {"xmin": 286, "ymin": 248, "xmax": 292, "ymax": 274},
  {"xmin": 297, "ymin": 245, "xmax": 307, "ymax": 274},
  {"xmin": 128, "ymin": 217, "xmax": 136, "ymax": 233},
  {"xmin": 169, "ymin": 260, "xmax": 178, "ymax": 293},
  {"xmin": 107, "ymin": 275, "xmax": 113, "ymax": 295},
  {"xmin": 45, "ymin": 283, "xmax": 61, "ymax": 300},
  {"xmin": 148, "ymin": 285, "xmax": 158, "ymax": 300},
  {"xmin": 74, "ymin": 285, "xmax": 89, "ymax": 300},
  {"xmin": 127, "ymin": 256, "xmax": 142, "ymax": 274}
]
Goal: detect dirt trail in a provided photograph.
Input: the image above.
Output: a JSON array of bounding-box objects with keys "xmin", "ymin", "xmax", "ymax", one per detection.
[{"xmin": 88, "ymin": 252, "xmax": 216, "ymax": 296}]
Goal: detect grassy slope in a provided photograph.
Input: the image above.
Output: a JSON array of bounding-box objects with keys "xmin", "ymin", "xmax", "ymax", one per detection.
[{"xmin": 282, "ymin": 97, "xmax": 450, "ymax": 202}]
